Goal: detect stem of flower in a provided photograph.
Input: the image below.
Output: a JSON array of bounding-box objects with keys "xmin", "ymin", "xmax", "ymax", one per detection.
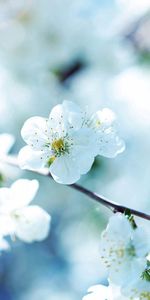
[{"xmin": 1, "ymin": 155, "xmax": 150, "ymax": 221}]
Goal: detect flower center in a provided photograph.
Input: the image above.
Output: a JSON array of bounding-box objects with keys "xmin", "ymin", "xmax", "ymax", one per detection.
[
  {"xmin": 51, "ymin": 139, "xmax": 64, "ymax": 152},
  {"xmin": 95, "ymin": 120, "xmax": 101, "ymax": 127},
  {"xmin": 51, "ymin": 138, "xmax": 70, "ymax": 157}
]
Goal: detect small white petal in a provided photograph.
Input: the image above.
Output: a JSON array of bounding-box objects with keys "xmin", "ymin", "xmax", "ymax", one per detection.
[
  {"xmin": 77, "ymin": 154, "xmax": 95, "ymax": 175},
  {"xmin": 97, "ymin": 129, "xmax": 125, "ymax": 158},
  {"xmin": 21, "ymin": 116, "xmax": 48, "ymax": 150},
  {"xmin": 92, "ymin": 108, "xmax": 116, "ymax": 128},
  {"xmin": 107, "ymin": 213, "xmax": 132, "ymax": 238},
  {"xmin": 48, "ymin": 100, "xmax": 83, "ymax": 135},
  {"xmin": 15, "ymin": 205, "xmax": 51, "ymax": 243},
  {"xmin": 62, "ymin": 100, "xmax": 83, "ymax": 129},
  {"xmin": 50, "ymin": 155, "xmax": 80, "ymax": 184},
  {"xmin": 18, "ymin": 146, "xmax": 45, "ymax": 170},
  {"xmin": 48, "ymin": 103, "xmax": 67, "ymax": 136},
  {"xmin": 10, "ymin": 179, "xmax": 39, "ymax": 209},
  {"xmin": 72, "ymin": 127, "xmax": 98, "ymax": 157},
  {"xmin": 90, "ymin": 108, "xmax": 125, "ymax": 158},
  {"xmin": 0, "ymin": 179, "xmax": 39, "ymax": 213}
]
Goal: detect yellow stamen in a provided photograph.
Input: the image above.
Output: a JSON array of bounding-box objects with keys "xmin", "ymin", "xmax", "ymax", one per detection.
[
  {"xmin": 51, "ymin": 139, "xmax": 64, "ymax": 152},
  {"xmin": 96, "ymin": 120, "xmax": 101, "ymax": 127}
]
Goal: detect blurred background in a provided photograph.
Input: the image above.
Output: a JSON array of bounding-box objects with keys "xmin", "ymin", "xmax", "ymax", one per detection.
[{"xmin": 0, "ymin": 0, "xmax": 150, "ymax": 299}]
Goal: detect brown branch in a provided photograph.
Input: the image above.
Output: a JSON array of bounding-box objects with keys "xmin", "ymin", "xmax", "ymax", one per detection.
[{"xmin": 1, "ymin": 155, "xmax": 150, "ymax": 221}]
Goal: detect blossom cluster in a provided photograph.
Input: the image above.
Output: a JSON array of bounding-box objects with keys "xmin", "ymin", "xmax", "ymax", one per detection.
[
  {"xmin": 18, "ymin": 100, "xmax": 125, "ymax": 184},
  {"xmin": 0, "ymin": 134, "xmax": 51, "ymax": 249},
  {"xmin": 0, "ymin": 102, "xmax": 149, "ymax": 300},
  {"xmin": 83, "ymin": 213, "xmax": 150, "ymax": 300},
  {"xmin": 0, "ymin": 100, "xmax": 125, "ymax": 249}
]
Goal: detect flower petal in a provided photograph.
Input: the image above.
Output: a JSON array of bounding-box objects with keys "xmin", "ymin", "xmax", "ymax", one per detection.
[
  {"xmin": 21, "ymin": 116, "xmax": 48, "ymax": 150},
  {"xmin": 10, "ymin": 179, "xmax": 39, "ymax": 209},
  {"xmin": 72, "ymin": 127, "xmax": 98, "ymax": 157},
  {"xmin": 90, "ymin": 109, "xmax": 125, "ymax": 158},
  {"xmin": 18, "ymin": 146, "xmax": 45, "ymax": 170},
  {"xmin": 48, "ymin": 103, "xmax": 68, "ymax": 136},
  {"xmin": 48, "ymin": 100, "xmax": 83, "ymax": 136},
  {"xmin": 62, "ymin": 100, "xmax": 84, "ymax": 130},
  {"xmin": 15, "ymin": 205, "xmax": 51, "ymax": 243},
  {"xmin": 97, "ymin": 128, "xmax": 125, "ymax": 158},
  {"xmin": 50, "ymin": 155, "xmax": 81, "ymax": 184},
  {"xmin": 91, "ymin": 108, "xmax": 116, "ymax": 129},
  {"xmin": 77, "ymin": 154, "xmax": 95, "ymax": 175}
]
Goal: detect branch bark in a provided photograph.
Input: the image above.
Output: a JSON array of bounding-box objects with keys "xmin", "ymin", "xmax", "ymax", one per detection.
[{"xmin": 1, "ymin": 155, "xmax": 150, "ymax": 221}]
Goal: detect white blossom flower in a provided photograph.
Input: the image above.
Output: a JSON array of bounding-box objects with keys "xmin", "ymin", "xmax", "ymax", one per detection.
[
  {"xmin": 88, "ymin": 108, "xmax": 125, "ymax": 158},
  {"xmin": 82, "ymin": 284, "xmax": 128, "ymax": 300},
  {"xmin": 0, "ymin": 179, "xmax": 51, "ymax": 243},
  {"xmin": 99, "ymin": 213, "xmax": 150, "ymax": 286},
  {"xmin": 18, "ymin": 101, "xmax": 98, "ymax": 184},
  {"xmin": 19, "ymin": 101, "xmax": 125, "ymax": 184}
]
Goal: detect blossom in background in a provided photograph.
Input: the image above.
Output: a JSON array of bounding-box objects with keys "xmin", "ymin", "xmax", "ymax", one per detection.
[
  {"xmin": 0, "ymin": 179, "xmax": 51, "ymax": 243},
  {"xmin": 19, "ymin": 101, "xmax": 125, "ymax": 184},
  {"xmin": 99, "ymin": 213, "xmax": 150, "ymax": 299},
  {"xmin": 82, "ymin": 284, "xmax": 129, "ymax": 300},
  {"xmin": 83, "ymin": 213, "xmax": 150, "ymax": 300},
  {"xmin": 99, "ymin": 213, "xmax": 150, "ymax": 286}
]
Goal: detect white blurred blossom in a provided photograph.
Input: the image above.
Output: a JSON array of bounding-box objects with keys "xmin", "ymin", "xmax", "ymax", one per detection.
[
  {"xmin": 0, "ymin": 179, "xmax": 51, "ymax": 243},
  {"xmin": 99, "ymin": 213, "xmax": 150, "ymax": 286},
  {"xmin": 0, "ymin": 0, "xmax": 103, "ymax": 77},
  {"xmin": 99, "ymin": 213, "xmax": 150, "ymax": 299}
]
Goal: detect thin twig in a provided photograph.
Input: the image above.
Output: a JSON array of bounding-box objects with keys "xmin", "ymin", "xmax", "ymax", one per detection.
[{"xmin": 1, "ymin": 155, "xmax": 150, "ymax": 221}]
